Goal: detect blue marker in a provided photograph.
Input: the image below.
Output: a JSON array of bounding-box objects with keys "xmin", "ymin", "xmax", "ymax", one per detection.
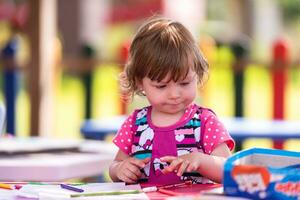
[{"xmin": 60, "ymin": 184, "xmax": 84, "ymax": 193}]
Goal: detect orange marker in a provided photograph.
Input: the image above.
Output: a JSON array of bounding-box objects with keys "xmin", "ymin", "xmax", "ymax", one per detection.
[
  {"xmin": 0, "ymin": 183, "xmax": 13, "ymax": 190},
  {"xmin": 156, "ymin": 181, "xmax": 192, "ymax": 196},
  {"xmin": 157, "ymin": 188, "xmax": 178, "ymax": 196},
  {"xmin": 159, "ymin": 180, "xmax": 192, "ymax": 189}
]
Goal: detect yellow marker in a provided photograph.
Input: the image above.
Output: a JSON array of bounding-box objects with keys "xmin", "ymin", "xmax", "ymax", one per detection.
[{"xmin": 0, "ymin": 183, "xmax": 12, "ymax": 190}]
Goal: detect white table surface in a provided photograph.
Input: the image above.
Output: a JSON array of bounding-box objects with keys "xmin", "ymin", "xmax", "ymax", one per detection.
[{"xmin": 0, "ymin": 138, "xmax": 117, "ymax": 181}]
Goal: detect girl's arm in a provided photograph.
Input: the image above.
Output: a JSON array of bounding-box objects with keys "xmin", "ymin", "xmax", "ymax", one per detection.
[
  {"xmin": 196, "ymin": 142, "xmax": 231, "ymax": 183},
  {"xmin": 161, "ymin": 142, "xmax": 231, "ymax": 183},
  {"xmin": 109, "ymin": 149, "xmax": 150, "ymax": 183}
]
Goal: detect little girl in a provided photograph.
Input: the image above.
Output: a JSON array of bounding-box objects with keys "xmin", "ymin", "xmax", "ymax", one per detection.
[{"xmin": 109, "ymin": 16, "xmax": 235, "ymax": 185}]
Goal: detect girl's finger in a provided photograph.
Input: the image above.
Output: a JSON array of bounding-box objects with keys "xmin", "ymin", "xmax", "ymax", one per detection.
[
  {"xmin": 142, "ymin": 157, "xmax": 151, "ymax": 164},
  {"xmin": 130, "ymin": 158, "xmax": 147, "ymax": 169},
  {"xmin": 164, "ymin": 158, "xmax": 183, "ymax": 173},
  {"xmin": 123, "ymin": 175, "xmax": 136, "ymax": 184},
  {"xmin": 127, "ymin": 166, "xmax": 142, "ymax": 178},
  {"xmin": 186, "ymin": 163, "xmax": 197, "ymax": 172},
  {"xmin": 122, "ymin": 168, "xmax": 139, "ymax": 183},
  {"xmin": 160, "ymin": 156, "xmax": 176, "ymax": 162},
  {"xmin": 177, "ymin": 160, "xmax": 189, "ymax": 176}
]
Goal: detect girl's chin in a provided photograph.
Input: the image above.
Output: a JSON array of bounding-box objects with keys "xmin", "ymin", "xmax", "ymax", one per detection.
[{"xmin": 162, "ymin": 106, "xmax": 185, "ymax": 114}]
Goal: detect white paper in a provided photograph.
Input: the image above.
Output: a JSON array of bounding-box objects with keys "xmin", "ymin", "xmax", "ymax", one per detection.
[{"xmin": 18, "ymin": 183, "xmax": 149, "ymax": 200}]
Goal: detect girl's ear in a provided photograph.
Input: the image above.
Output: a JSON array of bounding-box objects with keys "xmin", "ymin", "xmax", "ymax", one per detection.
[
  {"xmin": 136, "ymin": 80, "xmax": 146, "ymax": 96},
  {"xmin": 137, "ymin": 80, "xmax": 143, "ymax": 90}
]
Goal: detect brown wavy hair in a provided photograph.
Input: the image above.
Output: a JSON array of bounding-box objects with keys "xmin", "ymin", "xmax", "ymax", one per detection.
[{"xmin": 119, "ymin": 16, "xmax": 208, "ymax": 101}]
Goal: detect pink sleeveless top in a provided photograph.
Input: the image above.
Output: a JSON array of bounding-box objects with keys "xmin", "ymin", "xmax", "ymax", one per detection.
[{"xmin": 113, "ymin": 103, "xmax": 234, "ymax": 185}]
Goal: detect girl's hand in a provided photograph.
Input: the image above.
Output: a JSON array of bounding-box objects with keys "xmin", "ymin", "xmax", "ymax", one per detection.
[
  {"xmin": 160, "ymin": 152, "xmax": 201, "ymax": 176},
  {"xmin": 116, "ymin": 157, "xmax": 150, "ymax": 183}
]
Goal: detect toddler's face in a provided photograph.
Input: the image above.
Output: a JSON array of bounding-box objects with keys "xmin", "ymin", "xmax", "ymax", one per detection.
[{"xmin": 140, "ymin": 70, "xmax": 197, "ymax": 115}]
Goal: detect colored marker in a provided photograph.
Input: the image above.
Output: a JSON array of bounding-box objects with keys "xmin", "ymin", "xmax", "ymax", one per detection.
[
  {"xmin": 14, "ymin": 184, "xmax": 23, "ymax": 190},
  {"xmin": 60, "ymin": 184, "xmax": 84, "ymax": 193},
  {"xmin": 70, "ymin": 190, "xmax": 141, "ymax": 197},
  {"xmin": 141, "ymin": 180, "xmax": 193, "ymax": 193},
  {"xmin": 142, "ymin": 186, "xmax": 157, "ymax": 192},
  {"xmin": 0, "ymin": 183, "xmax": 13, "ymax": 190},
  {"xmin": 157, "ymin": 188, "xmax": 178, "ymax": 196},
  {"xmin": 159, "ymin": 180, "xmax": 192, "ymax": 189}
]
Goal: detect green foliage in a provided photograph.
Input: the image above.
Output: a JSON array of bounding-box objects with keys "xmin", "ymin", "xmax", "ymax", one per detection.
[{"xmin": 278, "ymin": 0, "xmax": 300, "ymax": 24}]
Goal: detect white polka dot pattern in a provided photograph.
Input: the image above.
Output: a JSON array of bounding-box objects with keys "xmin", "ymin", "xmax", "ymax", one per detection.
[
  {"xmin": 201, "ymin": 110, "xmax": 234, "ymax": 154},
  {"xmin": 112, "ymin": 113, "xmax": 135, "ymax": 154}
]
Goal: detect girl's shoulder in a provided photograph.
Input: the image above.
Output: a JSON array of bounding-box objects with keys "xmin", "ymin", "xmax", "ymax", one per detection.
[
  {"xmin": 193, "ymin": 104, "xmax": 216, "ymax": 115},
  {"xmin": 129, "ymin": 106, "xmax": 151, "ymax": 126},
  {"xmin": 135, "ymin": 106, "xmax": 150, "ymax": 119},
  {"xmin": 192, "ymin": 104, "xmax": 218, "ymax": 121}
]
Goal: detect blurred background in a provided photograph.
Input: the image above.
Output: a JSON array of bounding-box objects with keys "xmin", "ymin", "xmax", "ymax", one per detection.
[{"xmin": 1, "ymin": 0, "xmax": 300, "ymax": 150}]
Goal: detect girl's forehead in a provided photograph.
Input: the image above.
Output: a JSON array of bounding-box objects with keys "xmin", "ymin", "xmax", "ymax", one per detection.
[
  {"xmin": 145, "ymin": 56, "xmax": 196, "ymax": 82},
  {"xmin": 151, "ymin": 70, "xmax": 196, "ymax": 83}
]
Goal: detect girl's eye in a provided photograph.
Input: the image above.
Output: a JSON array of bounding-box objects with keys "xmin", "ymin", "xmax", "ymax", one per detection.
[
  {"xmin": 180, "ymin": 82, "xmax": 190, "ymax": 86},
  {"xmin": 155, "ymin": 85, "xmax": 166, "ymax": 89}
]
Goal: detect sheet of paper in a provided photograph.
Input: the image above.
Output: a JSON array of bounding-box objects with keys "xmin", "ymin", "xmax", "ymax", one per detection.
[
  {"xmin": 67, "ymin": 193, "xmax": 148, "ymax": 200},
  {"xmin": 18, "ymin": 183, "xmax": 149, "ymax": 200},
  {"xmin": 0, "ymin": 188, "xmax": 18, "ymax": 200}
]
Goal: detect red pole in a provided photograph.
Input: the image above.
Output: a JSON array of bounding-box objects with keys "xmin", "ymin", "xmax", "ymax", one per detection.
[{"xmin": 271, "ymin": 39, "xmax": 289, "ymax": 149}]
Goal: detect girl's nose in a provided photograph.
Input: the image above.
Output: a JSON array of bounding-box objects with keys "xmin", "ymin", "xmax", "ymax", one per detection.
[{"xmin": 168, "ymin": 86, "xmax": 181, "ymax": 99}]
